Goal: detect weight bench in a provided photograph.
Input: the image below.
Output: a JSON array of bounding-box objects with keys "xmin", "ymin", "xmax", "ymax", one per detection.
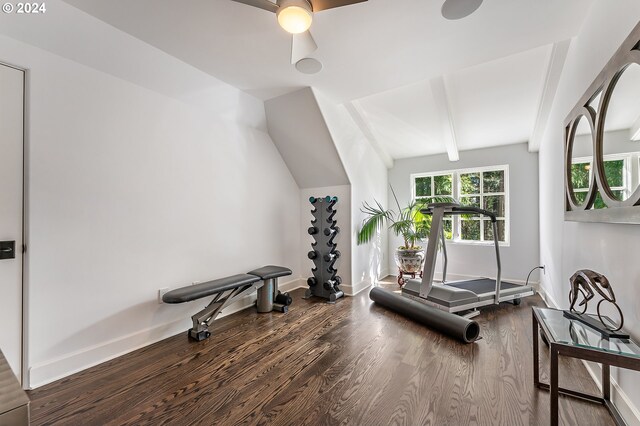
[
  {"xmin": 163, "ymin": 265, "xmax": 292, "ymax": 341},
  {"xmin": 248, "ymin": 265, "xmax": 293, "ymax": 314}
]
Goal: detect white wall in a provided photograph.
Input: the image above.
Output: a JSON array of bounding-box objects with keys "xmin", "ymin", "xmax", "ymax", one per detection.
[
  {"xmin": 0, "ymin": 3, "xmax": 301, "ymax": 388},
  {"xmin": 263, "ymin": 86, "xmax": 389, "ymax": 294},
  {"xmin": 538, "ymin": 1, "xmax": 640, "ymax": 422},
  {"xmin": 314, "ymin": 90, "xmax": 389, "ymax": 294},
  {"xmin": 388, "ymin": 143, "xmax": 540, "ymax": 283},
  {"xmin": 300, "ymin": 186, "xmax": 351, "ymax": 290}
]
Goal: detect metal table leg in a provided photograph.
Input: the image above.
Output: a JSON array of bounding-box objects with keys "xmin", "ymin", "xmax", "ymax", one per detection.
[
  {"xmin": 602, "ymin": 363, "xmax": 610, "ymax": 400},
  {"xmin": 533, "ymin": 310, "xmax": 540, "ymax": 387},
  {"xmin": 550, "ymin": 343, "xmax": 559, "ymax": 426},
  {"xmin": 601, "ymin": 363, "xmax": 627, "ymax": 425}
]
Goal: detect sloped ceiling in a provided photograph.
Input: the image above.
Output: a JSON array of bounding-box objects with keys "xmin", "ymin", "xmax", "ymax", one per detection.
[
  {"xmin": 356, "ymin": 44, "xmax": 553, "ymax": 159},
  {"xmin": 61, "ymin": 0, "xmax": 595, "ymax": 159},
  {"xmin": 265, "ymin": 88, "xmax": 349, "ymax": 188}
]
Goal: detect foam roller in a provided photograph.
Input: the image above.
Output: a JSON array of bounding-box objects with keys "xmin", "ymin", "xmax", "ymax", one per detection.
[{"xmin": 369, "ymin": 287, "xmax": 480, "ymax": 343}]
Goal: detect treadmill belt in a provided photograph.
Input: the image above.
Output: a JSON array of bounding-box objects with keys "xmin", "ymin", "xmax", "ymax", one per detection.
[{"xmin": 447, "ymin": 279, "xmax": 520, "ymax": 294}]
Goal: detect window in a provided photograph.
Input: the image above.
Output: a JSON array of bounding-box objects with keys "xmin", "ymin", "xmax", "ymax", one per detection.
[
  {"xmin": 412, "ymin": 165, "xmax": 509, "ymax": 244},
  {"xmin": 459, "ymin": 169, "xmax": 507, "ymax": 242},
  {"xmin": 571, "ymin": 155, "xmax": 629, "ymax": 208},
  {"xmin": 414, "ymin": 173, "xmax": 454, "ymax": 238}
]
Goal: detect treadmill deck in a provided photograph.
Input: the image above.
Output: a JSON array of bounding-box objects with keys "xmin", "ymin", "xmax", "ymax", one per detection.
[
  {"xmin": 447, "ymin": 278, "xmax": 521, "ymax": 294},
  {"xmin": 402, "ymin": 278, "xmax": 534, "ymax": 311}
]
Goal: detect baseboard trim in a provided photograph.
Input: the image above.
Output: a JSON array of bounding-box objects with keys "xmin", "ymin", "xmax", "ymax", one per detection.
[
  {"xmin": 28, "ymin": 277, "xmax": 305, "ymax": 389},
  {"xmin": 279, "ymin": 278, "xmax": 306, "ymax": 293},
  {"xmin": 536, "ymin": 284, "xmax": 561, "ymax": 309},
  {"xmin": 537, "ymin": 285, "xmax": 640, "ymax": 425},
  {"xmin": 341, "ymin": 280, "xmax": 372, "ymax": 297}
]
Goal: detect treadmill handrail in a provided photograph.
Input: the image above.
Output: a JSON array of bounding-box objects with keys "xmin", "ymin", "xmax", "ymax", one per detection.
[
  {"xmin": 420, "ymin": 203, "xmax": 497, "ymax": 222},
  {"xmin": 417, "ymin": 202, "xmax": 502, "ymax": 306}
]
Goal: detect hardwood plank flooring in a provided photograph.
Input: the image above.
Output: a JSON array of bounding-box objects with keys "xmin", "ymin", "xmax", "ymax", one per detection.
[{"xmin": 28, "ymin": 280, "xmax": 615, "ymax": 425}]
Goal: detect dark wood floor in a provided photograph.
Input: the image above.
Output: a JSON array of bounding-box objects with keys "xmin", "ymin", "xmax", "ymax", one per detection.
[{"xmin": 28, "ymin": 280, "xmax": 614, "ymax": 425}]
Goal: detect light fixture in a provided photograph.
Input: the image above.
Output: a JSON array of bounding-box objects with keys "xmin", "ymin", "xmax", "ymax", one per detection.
[{"xmin": 277, "ymin": 0, "xmax": 313, "ymax": 34}]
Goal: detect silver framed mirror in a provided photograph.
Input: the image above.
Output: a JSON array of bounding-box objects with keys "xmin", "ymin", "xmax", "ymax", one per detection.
[
  {"xmin": 565, "ymin": 109, "xmax": 597, "ymax": 211},
  {"xmin": 565, "ymin": 21, "xmax": 640, "ymax": 223}
]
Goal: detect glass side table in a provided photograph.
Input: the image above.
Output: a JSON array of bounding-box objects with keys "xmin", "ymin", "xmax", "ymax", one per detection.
[{"xmin": 532, "ymin": 307, "xmax": 640, "ymax": 426}]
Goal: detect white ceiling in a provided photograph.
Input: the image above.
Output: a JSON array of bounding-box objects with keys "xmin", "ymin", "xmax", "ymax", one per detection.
[
  {"xmin": 445, "ymin": 44, "xmax": 552, "ymax": 152},
  {"xmin": 355, "ymin": 44, "xmax": 553, "ymax": 159},
  {"xmin": 62, "ymin": 0, "xmax": 596, "ymax": 159}
]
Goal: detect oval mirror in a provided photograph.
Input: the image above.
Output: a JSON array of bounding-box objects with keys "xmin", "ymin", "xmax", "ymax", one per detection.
[
  {"xmin": 568, "ymin": 114, "xmax": 595, "ymax": 207},
  {"xmin": 600, "ymin": 62, "xmax": 640, "ymax": 205}
]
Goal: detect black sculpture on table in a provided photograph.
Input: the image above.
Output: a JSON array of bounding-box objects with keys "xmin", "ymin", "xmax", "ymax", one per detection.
[{"xmin": 564, "ymin": 269, "xmax": 627, "ymax": 338}]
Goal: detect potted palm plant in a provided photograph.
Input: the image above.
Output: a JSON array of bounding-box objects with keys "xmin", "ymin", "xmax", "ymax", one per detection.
[{"xmin": 357, "ymin": 188, "xmax": 451, "ymax": 285}]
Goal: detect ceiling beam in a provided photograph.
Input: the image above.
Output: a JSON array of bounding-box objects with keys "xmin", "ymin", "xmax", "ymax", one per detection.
[
  {"xmin": 430, "ymin": 76, "xmax": 459, "ymax": 162},
  {"xmin": 529, "ymin": 39, "xmax": 571, "ymax": 152},
  {"xmin": 344, "ymin": 101, "xmax": 394, "ymax": 168}
]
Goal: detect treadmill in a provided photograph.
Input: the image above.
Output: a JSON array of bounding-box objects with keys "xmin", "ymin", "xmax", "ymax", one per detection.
[{"xmin": 402, "ymin": 202, "xmax": 534, "ymax": 318}]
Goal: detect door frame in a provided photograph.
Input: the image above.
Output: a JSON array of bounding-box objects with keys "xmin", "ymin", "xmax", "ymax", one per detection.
[{"xmin": 1, "ymin": 59, "xmax": 28, "ymax": 387}]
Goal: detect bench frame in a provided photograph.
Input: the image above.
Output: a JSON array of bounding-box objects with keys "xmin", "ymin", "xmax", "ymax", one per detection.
[{"xmin": 189, "ymin": 281, "xmax": 263, "ymax": 341}]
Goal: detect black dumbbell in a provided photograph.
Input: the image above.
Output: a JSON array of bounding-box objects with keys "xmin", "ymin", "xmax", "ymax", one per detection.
[
  {"xmin": 308, "ymin": 250, "xmax": 319, "ymax": 259},
  {"xmin": 308, "ymin": 226, "xmax": 319, "ymax": 235},
  {"xmin": 324, "ymin": 226, "xmax": 340, "ymax": 236},
  {"xmin": 275, "ymin": 292, "xmax": 293, "ymax": 306},
  {"xmin": 325, "ymin": 196, "xmax": 338, "ymax": 212},
  {"xmin": 324, "ymin": 279, "xmax": 340, "ymax": 290},
  {"xmin": 307, "ymin": 277, "xmax": 318, "ymax": 287},
  {"xmin": 323, "ymin": 250, "xmax": 341, "ymax": 262}
]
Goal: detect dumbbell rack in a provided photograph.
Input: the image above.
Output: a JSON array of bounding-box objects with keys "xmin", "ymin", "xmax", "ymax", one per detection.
[{"xmin": 305, "ymin": 196, "xmax": 344, "ymax": 303}]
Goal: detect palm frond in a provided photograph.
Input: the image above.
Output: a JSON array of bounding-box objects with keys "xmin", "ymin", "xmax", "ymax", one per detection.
[
  {"xmin": 357, "ymin": 187, "xmax": 457, "ymax": 248},
  {"xmin": 389, "ymin": 184, "xmax": 403, "ymax": 213},
  {"xmin": 390, "ymin": 218, "xmax": 412, "ymax": 236}
]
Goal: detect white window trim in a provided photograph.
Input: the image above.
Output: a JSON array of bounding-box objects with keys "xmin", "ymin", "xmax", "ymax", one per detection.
[
  {"xmin": 410, "ymin": 164, "xmax": 510, "ymax": 247},
  {"xmin": 572, "ymin": 153, "xmax": 636, "ymax": 199}
]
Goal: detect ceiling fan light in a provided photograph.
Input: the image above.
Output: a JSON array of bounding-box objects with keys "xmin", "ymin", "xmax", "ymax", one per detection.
[{"xmin": 277, "ymin": 5, "xmax": 313, "ymax": 34}]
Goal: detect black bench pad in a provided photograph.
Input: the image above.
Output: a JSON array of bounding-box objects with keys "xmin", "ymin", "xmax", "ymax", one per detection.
[
  {"xmin": 163, "ymin": 274, "xmax": 260, "ymax": 304},
  {"xmin": 248, "ymin": 265, "xmax": 292, "ymax": 280}
]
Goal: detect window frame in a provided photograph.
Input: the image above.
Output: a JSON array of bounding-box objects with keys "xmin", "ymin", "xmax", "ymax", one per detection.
[
  {"xmin": 411, "ymin": 164, "xmax": 510, "ymax": 246},
  {"xmin": 413, "ymin": 172, "xmax": 455, "ymax": 240},
  {"xmin": 572, "ymin": 153, "xmax": 635, "ymax": 204}
]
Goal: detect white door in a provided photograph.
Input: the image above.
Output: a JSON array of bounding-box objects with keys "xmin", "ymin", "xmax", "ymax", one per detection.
[{"xmin": 0, "ymin": 63, "xmax": 24, "ymax": 381}]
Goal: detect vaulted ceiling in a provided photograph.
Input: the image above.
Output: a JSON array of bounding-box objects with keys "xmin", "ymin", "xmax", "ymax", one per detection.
[{"xmin": 63, "ymin": 0, "xmax": 596, "ymax": 160}]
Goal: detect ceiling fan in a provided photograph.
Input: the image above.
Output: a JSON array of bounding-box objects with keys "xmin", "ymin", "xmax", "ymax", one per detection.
[{"xmin": 230, "ymin": 0, "xmax": 367, "ymax": 64}]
